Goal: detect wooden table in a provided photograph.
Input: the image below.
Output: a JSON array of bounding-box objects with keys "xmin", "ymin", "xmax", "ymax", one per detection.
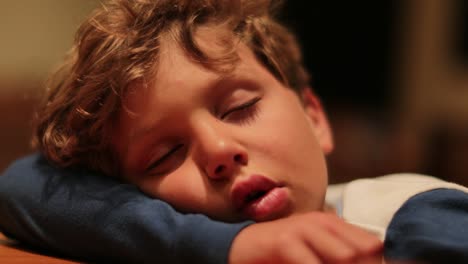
[{"xmin": 0, "ymin": 233, "xmax": 79, "ymax": 263}]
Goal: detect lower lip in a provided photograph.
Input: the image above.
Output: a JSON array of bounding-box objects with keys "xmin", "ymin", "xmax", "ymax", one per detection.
[{"xmin": 243, "ymin": 187, "xmax": 289, "ymax": 221}]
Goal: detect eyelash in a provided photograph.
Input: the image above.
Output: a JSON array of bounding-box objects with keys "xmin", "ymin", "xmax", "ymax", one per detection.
[
  {"xmin": 221, "ymin": 97, "xmax": 261, "ymax": 125},
  {"xmin": 145, "ymin": 97, "xmax": 261, "ymax": 173},
  {"xmin": 145, "ymin": 144, "xmax": 183, "ymax": 173}
]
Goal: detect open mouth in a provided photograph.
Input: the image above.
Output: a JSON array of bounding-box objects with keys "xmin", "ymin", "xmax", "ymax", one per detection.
[
  {"xmin": 231, "ymin": 175, "xmax": 279, "ymax": 212},
  {"xmin": 245, "ymin": 190, "xmax": 268, "ymax": 203}
]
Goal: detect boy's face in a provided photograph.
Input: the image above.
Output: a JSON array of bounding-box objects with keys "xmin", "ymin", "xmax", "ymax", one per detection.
[{"xmin": 113, "ymin": 29, "xmax": 333, "ymax": 222}]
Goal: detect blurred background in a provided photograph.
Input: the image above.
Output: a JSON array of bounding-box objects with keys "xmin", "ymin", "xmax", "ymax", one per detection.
[{"xmin": 0, "ymin": 0, "xmax": 467, "ymax": 186}]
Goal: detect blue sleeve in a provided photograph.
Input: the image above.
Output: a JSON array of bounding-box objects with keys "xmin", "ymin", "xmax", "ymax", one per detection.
[
  {"xmin": 384, "ymin": 188, "xmax": 468, "ymax": 264},
  {"xmin": 0, "ymin": 154, "xmax": 252, "ymax": 263}
]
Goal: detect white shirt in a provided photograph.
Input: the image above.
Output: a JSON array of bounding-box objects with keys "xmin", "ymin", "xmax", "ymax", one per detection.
[{"xmin": 325, "ymin": 173, "xmax": 468, "ymax": 240}]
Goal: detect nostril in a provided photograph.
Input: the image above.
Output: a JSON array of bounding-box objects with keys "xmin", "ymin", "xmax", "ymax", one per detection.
[
  {"xmin": 233, "ymin": 154, "xmax": 245, "ymax": 164},
  {"xmin": 214, "ymin": 165, "xmax": 225, "ymax": 175}
]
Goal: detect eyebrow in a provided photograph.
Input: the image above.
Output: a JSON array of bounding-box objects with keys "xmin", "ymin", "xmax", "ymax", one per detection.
[{"xmin": 128, "ymin": 74, "xmax": 242, "ymax": 142}]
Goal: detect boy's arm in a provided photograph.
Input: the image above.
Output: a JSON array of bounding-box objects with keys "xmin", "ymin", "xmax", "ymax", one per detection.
[
  {"xmin": 384, "ymin": 188, "xmax": 468, "ymax": 263},
  {"xmin": 0, "ymin": 154, "xmax": 252, "ymax": 263}
]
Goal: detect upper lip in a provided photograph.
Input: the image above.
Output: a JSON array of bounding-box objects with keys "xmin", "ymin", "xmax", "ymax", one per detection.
[{"xmin": 231, "ymin": 174, "xmax": 281, "ymax": 211}]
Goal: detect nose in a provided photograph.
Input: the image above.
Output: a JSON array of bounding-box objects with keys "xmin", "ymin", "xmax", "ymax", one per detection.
[{"xmin": 192, "ymin": 121, "xmax": 248, "ymax": 180}]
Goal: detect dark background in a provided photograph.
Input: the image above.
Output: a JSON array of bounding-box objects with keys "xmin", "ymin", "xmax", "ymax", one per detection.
[
  {"xmin": 457, "ymin": 0, "xmax": 468, "ymax": 65},
  {"xmin": 280, "ymin": 1, "xmax": 398, "ymax": 109},
  {"xmin": 279, "ymin": 1, "xmax": 468, "ymax": 184}
]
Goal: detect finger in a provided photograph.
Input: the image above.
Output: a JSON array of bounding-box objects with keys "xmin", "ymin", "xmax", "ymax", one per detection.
[
  {"xmin": 277, "ymin": 238, "xmax": 322, "ymax": 264},
  {"xmin": 354, "ymin": 252, "xmax": 383, "ymax": 264},
  {"xmin": 301, "ymin": 223, "xmax": 358, "ymax": 263},
  {"xmin": 323, "ymin": 217, "xmax": 383, "ymax": 254}
]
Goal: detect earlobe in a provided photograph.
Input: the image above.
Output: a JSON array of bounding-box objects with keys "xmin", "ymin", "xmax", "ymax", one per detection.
[{"xmin": 301, "ymin": 87, "xmax": 334, "ymax": 154}]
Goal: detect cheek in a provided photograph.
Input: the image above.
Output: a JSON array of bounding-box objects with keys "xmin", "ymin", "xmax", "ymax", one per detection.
[
  {"xmin": 251, "ymin": 102, "xmax": 319, "ymax": 162},
  {"xmin": 136, "ymin": 163, "xmax": 228, "ymax": 216},
  {"xmin": 249, "ymin": 109, "xmax": 328, "ymax": 209},
  {"xmin": 143, "ymin": 169, "xmax": 203, "ymax": 206},
  {"xmin": 247, "ymin": 96, "xmax": 328, "ymax": 182}
]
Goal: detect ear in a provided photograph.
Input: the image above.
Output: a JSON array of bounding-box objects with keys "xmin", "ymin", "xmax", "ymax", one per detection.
[{"xmin": 301, "ymin": 87, "xmax": 334, "ymax": 154}]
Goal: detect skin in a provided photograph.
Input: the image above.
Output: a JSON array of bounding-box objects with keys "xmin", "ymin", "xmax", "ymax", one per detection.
[
  {"xmin": 113, "ymin": 28, "xmax": 382, "ymax": 263},
  {"xmin": 113, "ymin": 31, "xmax": 332, "ymax": 222}
]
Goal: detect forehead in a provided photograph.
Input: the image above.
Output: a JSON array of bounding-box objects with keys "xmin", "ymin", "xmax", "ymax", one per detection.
[
  {"xmin": 114, "ymin": 27, "xmax": 278, "ymax": 140},
  {"xmin": 157, "ymin": 24, "xmax": 240, "ymax": 78},
  {"xmin": 125, "ymin": 27, "xmax": 267, "ymax": 106}
]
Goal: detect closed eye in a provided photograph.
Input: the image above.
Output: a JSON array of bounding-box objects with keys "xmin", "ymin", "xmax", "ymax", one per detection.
[
  {"xmin": 221, "ymin": 97, "xmax": 261, "ymax": 125},
  {"xmin": 146, "ymin": 144, "xmax": 184, "ymax": 173}
]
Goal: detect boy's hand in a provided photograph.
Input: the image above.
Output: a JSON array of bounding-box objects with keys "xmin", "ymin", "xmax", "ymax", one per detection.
[{"xmin": 229, "ymin": 212, "xmax": 382, "ymax": 264}]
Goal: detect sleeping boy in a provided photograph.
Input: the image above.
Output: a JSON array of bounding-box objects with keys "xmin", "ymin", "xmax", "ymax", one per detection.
[{"xmin": 1, "ymin": 0, "xmax": 468, "ymax": 263}]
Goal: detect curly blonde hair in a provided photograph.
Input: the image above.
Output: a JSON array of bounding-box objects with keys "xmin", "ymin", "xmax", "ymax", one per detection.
[{"xmin": 33, "ymin": 0, "xmax": 309, "ymax": 176}]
